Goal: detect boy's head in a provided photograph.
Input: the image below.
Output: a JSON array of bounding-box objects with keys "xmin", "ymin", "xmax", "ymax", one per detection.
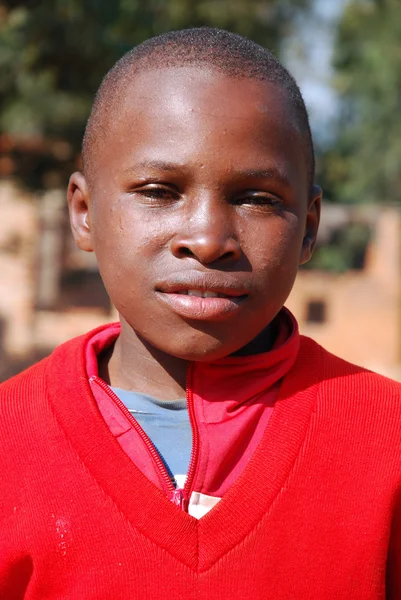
[{"xmin": 68, "ymin": 27, "xmax": 321, "ymax": 361}]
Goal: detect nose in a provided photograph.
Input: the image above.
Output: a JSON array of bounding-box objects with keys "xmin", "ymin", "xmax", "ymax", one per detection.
[{"xmin": 170, "ymin": 202, "xmax": 242, "ymax": 265}]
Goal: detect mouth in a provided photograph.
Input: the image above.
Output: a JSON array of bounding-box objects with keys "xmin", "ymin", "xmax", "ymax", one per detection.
[
  {"xmin": 175, "ymin": 289, "xmax": 246, "ymax": 299},
  {"xmin": 155, "ymin": 282, "xmax": 249, "ymax": 321}
]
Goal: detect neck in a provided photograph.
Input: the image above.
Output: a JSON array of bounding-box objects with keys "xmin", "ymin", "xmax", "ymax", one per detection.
[
  {"xmin": 99, "ymin": 315, "xmax": 280, "ymax": 399},
  {"xmin": 231, "ymin": 321, "xmax": 276, "ymax": 356},
  {"xmin": 100, "ymin": 318, "xmax": 188, "ymax": 400}
]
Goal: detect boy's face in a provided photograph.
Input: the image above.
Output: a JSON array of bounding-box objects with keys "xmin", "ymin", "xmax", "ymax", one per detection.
[{"xmin": 68, "ymin": 66, "xmax": 321, "ymax": 361}]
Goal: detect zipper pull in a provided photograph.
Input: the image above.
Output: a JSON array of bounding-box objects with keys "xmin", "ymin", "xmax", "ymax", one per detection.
[{"xmin": 170, "ymin": 488, "xmax": 188, "ymax": 511}]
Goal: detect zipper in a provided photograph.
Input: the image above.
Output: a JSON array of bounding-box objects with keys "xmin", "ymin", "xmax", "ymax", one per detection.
[
  {"xmin": 90, "ymin": 376, "xmax": 176, "ymax": 500},
  {"xmin": 89, "ymin": 368, "xmax": 199, "ymax": 512},
  {"xmin": 183, "ymin": 362, "xmax": 199, "ymax": 502}
]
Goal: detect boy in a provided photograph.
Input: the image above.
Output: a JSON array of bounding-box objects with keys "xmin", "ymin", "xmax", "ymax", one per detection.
[{"xmin": 0, "ymin": 28, "xmax": 400, "ymax": 599}]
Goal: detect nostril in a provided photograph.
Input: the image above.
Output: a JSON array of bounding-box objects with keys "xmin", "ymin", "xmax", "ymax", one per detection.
[
  {"xmin": 179, "ymin": 247, "xmax": 195, "ymax": 257},
  {"xmin": 171, "ymin": 234, "xmax": 241, "ymax": 263},
  {"xmin": 220, "ymin": 251, "xmax": 235, "ymax": 261}
]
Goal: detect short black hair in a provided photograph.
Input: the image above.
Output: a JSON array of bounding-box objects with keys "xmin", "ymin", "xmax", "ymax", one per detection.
[{"xmin": 83, "ymin": 27, "xmax": 315, "ymax": 190}]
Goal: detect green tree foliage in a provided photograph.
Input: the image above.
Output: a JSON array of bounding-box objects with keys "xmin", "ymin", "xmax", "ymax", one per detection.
[
  {"xmin": 0, "ymin": 0, "xmax": 310, "ymax": 189},
  {"xmin": 305, "ymin": 221, "xmax": 372, "ymax": 273},
  {"xmin": 321, "ymin": 0, "xmax": 401, "ymax": 205}
]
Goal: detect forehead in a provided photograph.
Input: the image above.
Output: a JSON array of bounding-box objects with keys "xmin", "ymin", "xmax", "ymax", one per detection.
[
  {"xmin": 91, "ymin": 66, "xmax": 307, "ymax": 188},
  {"xmin": 111, "ymin": 66, "xmax": 299, "ymax": 132}
]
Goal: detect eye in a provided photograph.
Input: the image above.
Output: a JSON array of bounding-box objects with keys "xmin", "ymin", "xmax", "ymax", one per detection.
[
  {"xmin": 233, "ymin": 191, "xmax": 282, "ymax": 208},
  {"xmin": 131, "ymin": 184, "xmax": 180, "ymax": 203}
]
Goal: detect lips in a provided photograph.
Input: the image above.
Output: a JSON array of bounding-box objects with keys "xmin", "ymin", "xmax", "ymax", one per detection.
[
  {"xmin": 155, "ymin": 276, "xmax": 249, "ymax": 320},
  {"xmin": 176, "ymin": 289, "xmax": 242, "ymax": 299}
]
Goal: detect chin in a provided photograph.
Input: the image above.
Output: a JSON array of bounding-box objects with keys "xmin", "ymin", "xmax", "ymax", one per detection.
[
  {"xmin": 156, "ymin": 334, "xmax": 241, "ymax": 362},
  {"xmin": 121, "ymin": 314, "xmax": 255, "ymax": 362}
]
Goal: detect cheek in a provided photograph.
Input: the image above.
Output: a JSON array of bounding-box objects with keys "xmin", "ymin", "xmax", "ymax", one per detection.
[
  {"xmin": 92, "ymin": 196, "xmax": 165, "ymax": 257},
  {"xmin": 244, "ymin": 215, "xmax": 304, "ymax": 281},
  {"xmin": 90, "ymin": 205, "xmax": 172, "ymax": 302}
]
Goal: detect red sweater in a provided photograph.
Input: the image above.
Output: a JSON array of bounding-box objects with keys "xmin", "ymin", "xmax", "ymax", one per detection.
[{"xmin": 0, "ymin": 327, "xmax": 401, "ymax": 599}]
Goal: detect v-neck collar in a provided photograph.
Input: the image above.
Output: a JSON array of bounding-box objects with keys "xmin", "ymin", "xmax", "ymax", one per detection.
[{"xmin": 47, "ymin": 326, "xmax": 321, "ymax": 573}]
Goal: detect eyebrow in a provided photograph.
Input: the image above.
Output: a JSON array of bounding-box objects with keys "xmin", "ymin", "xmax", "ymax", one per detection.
[
  {"xmin": 236, "ymin": 168, "xmax": 290, "ymax": 185},
  {"xmin": 123, "ymin": 162, "xmax": 290, "ymax": 186},
  {"xmin": 123, "ymin": 160, "xmax": 179, "ymax": 174}
]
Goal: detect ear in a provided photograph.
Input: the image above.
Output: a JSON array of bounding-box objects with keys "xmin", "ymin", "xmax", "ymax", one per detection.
[
  {"xmin": 299, "ymin": 185, "xmax": 322, "ymax": 265},
  {"xmin": 67, "ymin": 171, "xmax": 93, "ymax": 252}
]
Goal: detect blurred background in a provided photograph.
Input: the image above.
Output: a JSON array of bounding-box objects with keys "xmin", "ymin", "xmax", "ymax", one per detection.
[{"xmin": 0, "ymin": 0, "xmax": 400, "ymax": 381}]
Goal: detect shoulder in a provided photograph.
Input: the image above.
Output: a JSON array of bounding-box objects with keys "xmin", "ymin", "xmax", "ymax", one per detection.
[
  {"xmin": 0, "ymin": 332, "xmax": 82, "ymax": 396},
  {"xmin": 300, "ymin": 335, "xmax": 401, "ymax": 393},
  {"xmin": 299, "ymin": 335, "xmax": 401, "ymax": 429},
  {"xmin": 0, "ymin": 355, "xmax": 48, "ymax": 407},
  {"xmin": 0, "ymin": 323, "xmax": 116, "ymax": 419}
]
